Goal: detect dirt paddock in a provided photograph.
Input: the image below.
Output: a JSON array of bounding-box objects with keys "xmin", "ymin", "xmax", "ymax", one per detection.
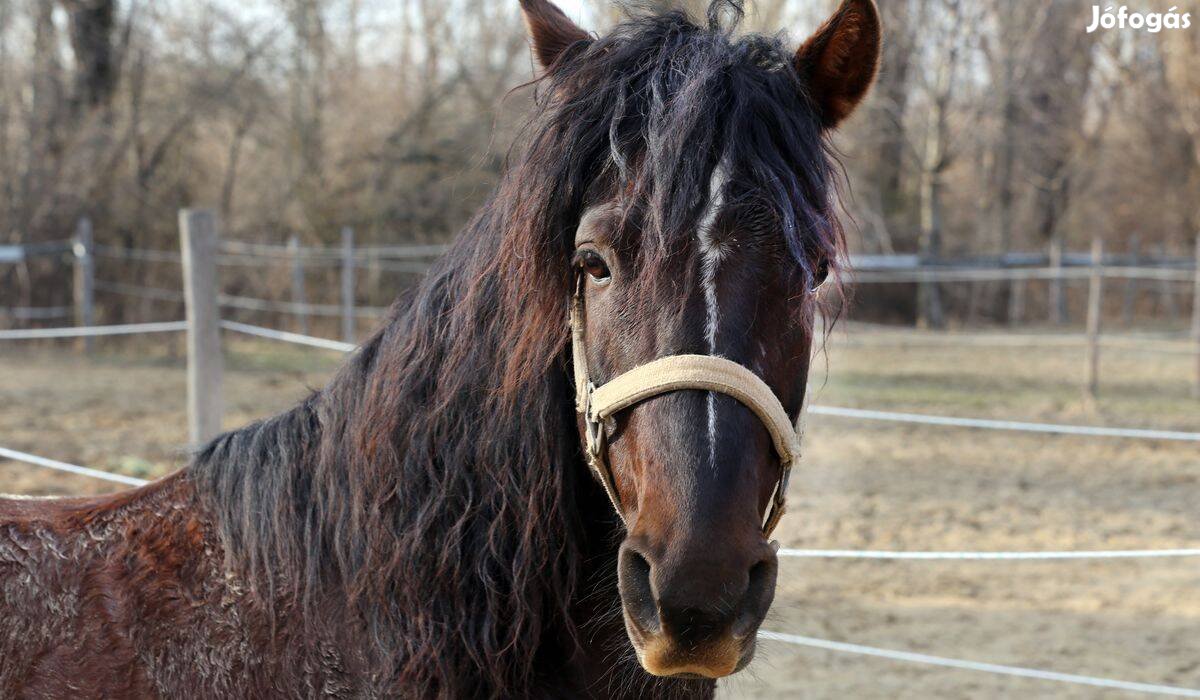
[{"xmin": 2, "ymin": 330, "xmax": 1198, "ymax": 698}]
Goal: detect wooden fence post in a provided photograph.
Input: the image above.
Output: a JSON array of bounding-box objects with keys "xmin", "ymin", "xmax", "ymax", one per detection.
[
  {"xmin": 1049, "ymin": 238, "xmax": 1066, "ymax": 325},
  {"xmin": 180, "ymin": 209, "xmax": 224, "ymax": 445},
  {"xmin": 1007, "ymin": 277, "xmax": 1026, "ymax": 326},
  {"xmin": 1191, "ymin": 235, "xmax": 1200, "ymax": 400},
  {"xmin": 341, "ymin": 228, "xmax": 356, "ymax": 344},
  {"xmin": 1121, "ymin": 233, "xmax": 1140, "ymax": 326},
  {"xmin": 916, "ymin": 251, "xmax": 944, "ymax": 330},
  {"xmin": 1085, "ymin": 237, "xmax": 1104, "ymax": 400},
  {"xmin": 1157, "ymin": 243, "xmax": 1179, "ymax": 321},
  {"xmin": 366, "ymin": 257, "xmax": 382, "ymax": 301},
  {"xmin": 289, "ymin": 234, "xmax": 309, "ymax": 335},
  {"xmin": 72, "ymin": 217, "xmax": 94, "ymax": 353}
]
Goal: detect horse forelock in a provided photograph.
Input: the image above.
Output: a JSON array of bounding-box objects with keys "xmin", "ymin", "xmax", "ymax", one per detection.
[{"xmin": 502, "ymin": 6, "xmax": 848, "ymax": 334}]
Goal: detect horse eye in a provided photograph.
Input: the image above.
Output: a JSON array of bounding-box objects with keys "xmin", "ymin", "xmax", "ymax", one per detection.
[{"xmin": 578, "ymin": 250, "xmax": 611, "ymax": 284}]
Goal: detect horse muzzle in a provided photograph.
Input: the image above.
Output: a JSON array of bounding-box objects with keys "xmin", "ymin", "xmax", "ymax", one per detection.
[{"xmin": 616, "ymin": 537, "xmax": 778, "ymax": 678}]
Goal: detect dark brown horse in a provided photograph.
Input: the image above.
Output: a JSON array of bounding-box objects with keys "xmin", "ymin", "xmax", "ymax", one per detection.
[{"xmin": 0, "ymin": 1, "xmax": 879, "ymax": 696}]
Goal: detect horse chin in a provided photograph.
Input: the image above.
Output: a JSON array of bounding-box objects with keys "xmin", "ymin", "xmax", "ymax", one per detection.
[{"xmin": 622, "ymin": 608, "xmax": 756, "ymax": 679}]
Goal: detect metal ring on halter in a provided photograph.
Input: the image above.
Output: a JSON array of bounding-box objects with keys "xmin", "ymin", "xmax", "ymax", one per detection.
[{"xmin": 583, "ymin": 381, "xmax": 604, "ymax": 460}]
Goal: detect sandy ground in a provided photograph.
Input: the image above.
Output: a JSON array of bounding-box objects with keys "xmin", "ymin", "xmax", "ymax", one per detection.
[{"xmin": 2, "ymin": 331, "xmax": 1198, "ymax": 698}]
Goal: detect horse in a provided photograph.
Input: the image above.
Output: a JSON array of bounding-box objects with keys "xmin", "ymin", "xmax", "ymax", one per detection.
[{"xmin": 0, "ymin": 1, "xmax": 879, "ymax": 696}]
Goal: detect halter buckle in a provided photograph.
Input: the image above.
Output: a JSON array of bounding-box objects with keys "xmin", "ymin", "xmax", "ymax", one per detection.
[{"xmin": 582, "ymin": 381, "xmax": 605, "ymax": 460}]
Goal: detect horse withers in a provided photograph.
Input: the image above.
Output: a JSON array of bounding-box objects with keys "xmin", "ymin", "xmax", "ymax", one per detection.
[{"xmin": 1, "ymin": 1, "xmax": 879, "ymax": 696}]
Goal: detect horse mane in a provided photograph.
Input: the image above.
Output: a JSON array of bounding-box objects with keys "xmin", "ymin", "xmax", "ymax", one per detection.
[{"xmin": 189, "ymin": 2, "xmax": 847, "ymax": 696}]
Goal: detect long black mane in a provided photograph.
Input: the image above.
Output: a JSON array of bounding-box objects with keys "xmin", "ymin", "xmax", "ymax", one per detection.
[{"xmin": 189, "ymin": 2, "xmax": 846, "ymax": 696}]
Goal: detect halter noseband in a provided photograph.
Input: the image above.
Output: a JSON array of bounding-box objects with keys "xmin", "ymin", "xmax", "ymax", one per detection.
[{"xmin": 570, "ymin": 274, "xmax": 805, "ymax": 537}]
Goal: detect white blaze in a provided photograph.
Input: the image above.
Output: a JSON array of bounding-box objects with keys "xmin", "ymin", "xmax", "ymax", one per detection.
[{"xmin": 697, "ymin": 157, "xmax": 730, "ymax": 468}]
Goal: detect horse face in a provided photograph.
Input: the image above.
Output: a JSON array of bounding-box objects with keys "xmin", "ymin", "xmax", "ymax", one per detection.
[
  {"xmin": 521, "ymin": 0, "xmax": 880, "ymax": 680},
  {"xmin": 572, "ymin": 192, "xmax": 810, "ymax": 678}
]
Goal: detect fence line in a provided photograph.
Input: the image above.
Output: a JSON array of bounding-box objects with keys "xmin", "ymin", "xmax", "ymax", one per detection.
[
  {"xmin": 0, "ymin": 446, "xmax": 150, "ymax": 487},
  {"xmin": 852, "ymin": 251, "xmax": 1197, "ymax": 269},
  {"xmin": 778, "ymin": 548, "xmax": 1200, "ymax": 560},
  {"xmin": 84, "ymin": 229, "xmax": 1200, "ymax": 400},
  {"xmin": 94, "ymin": 244, "xmax": 183, "ymax": 264},
  {"xmin": 221, "ymin": 239, "xmax": 449, "ymax": 260},
  {"xmin": 5, "ymin": 433, "xmax": 1199, "ymax": 567},
  {"xmin": 93, "ymin": 243, "xmax": 1198, "ymax": 283},
  {"xmin": 95, "ymin": 279, "xmax": 185, "ymax": 302},
  {"xmin": 851, "ymin": 266, "xmax": 1195, "ymax": 284},
  {"xmin": 219, "ymin": 293, "xmax": 387, "ymax": 319},
  {"xmin": 92, "ymin": 244, "xmax": 371, "ymax": 270},
  {"xmin": 837, "ymin": 320, "xmax": 1191, "ymax": 338},
  {"xmin": 203, "ymin": 322, "xmax": 1200, "ymax": 442},
  {"xmin": 758, "ymin": 631, "xmax": 1200, "ymax": 697},
  {"xmin": 831, "ymin": 330, "xmax": 1194, "ymax": 355},
  {"xmin": 217, "ymin": 252, "xmax": 335, "ymax": 268},
  {"xmin": 356, "ymin": 259, "xmax": 434, "ymax": 274},
  {"xmin": 830, "ymin": 321, "xmax": 1194, "ymax": 349},
  {"xmin": 94, "ymin": 280, "xmax": 389, "ymax": 319},
  {"xmin": 220, "ymin": 321, "xmax": 357, "ymax": 352},
  {"xmin": 0, "ymin": 321, "xmax": 188, "ymax": 340},
  {"xmin": 0, "ymin": 306, "xmax": 72, "ymax": 320},
  {"xmin": 808, "ymin": 406, "xmax": 1200, "ymax": 442},
  {"xmin": 0, "ymin": 240, "xmax": 73, "ymax": 262},
  {"xmin": 5, "ymin": 323, "xmax": 1193, "ymax": 444}
]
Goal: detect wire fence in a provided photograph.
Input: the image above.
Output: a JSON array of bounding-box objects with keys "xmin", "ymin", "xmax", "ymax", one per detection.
[
  {"xmin": 219, "ymin": 239, "xmax": 450, "ymax": 260},
  {"xmin": 0, "ymin": 240, "xmax": 73, "ymax": 262},
  {"xmin": 0, "ymin": 446, "xmax": 149, "ymax": 487},
  {"xmin": 757, "ymin": 631, "xmax": 1200, "ymax": 698},
  {"xmin": 0, "ymin": 306, "xmax": 72, "ymax": 320},
  {"xmin": 827, "ymin": 324, "xmax": 1196, "ymax": 355},
  {"xmin": 93, "ymin": 280, "xmax": 390, "ymax": 319},
  {"xmin": 0, "ymin": 321, "xmax": 188, "ymax": 340},
  {"xmin": 94, "ymin": 244, "xmax": 436, "ymax": 273},
  {"xmin": 219, "ymin": 294, "xmax": 388, "ymax": 319},
  {"xmin": 3, "ymin": 320, "xmax": 1200, "ymax": 696},
  {"xmin": 777, "ymin": 548, "xmax": 1200, "ymax": 560},
  {"xmin": 4, "ymin": 228, "xmax": 1200, "ymax": 696},
  {"xmin": 220, "ymin": 320, "xmax": 357, "ymax": 352},
  {"xmin": 23, "ymin": 230, "xmax": 1200, "ymax": 406},
  {"xmin": 851, "ymin": 266, "xmax": 1196, "ymax": 284},
  {"xmin": 808, "ymin": 406, "xmax": 1200, "ymax": 442}
]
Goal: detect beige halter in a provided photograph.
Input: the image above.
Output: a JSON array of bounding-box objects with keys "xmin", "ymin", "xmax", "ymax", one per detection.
[{"xmin": 570, "ymin": 277, "xmax": 804, "ymax": 536}]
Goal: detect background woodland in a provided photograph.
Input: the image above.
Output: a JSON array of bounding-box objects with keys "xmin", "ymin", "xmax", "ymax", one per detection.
[{"xmin": 2, "ymin": 0, "xmax": 1198, "ymax": 325}]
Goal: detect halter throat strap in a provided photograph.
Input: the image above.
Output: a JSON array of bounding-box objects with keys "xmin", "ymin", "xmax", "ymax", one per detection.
[{"xmin": 570, "ymin": 282, "xmax": 803, "ymax": 536}]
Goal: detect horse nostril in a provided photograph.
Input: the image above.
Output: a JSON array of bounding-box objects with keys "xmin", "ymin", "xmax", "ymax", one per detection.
[
  {"xmin": 618, "ymin": 546, "xmax": 660, "ymax": 634},
  {"xmin": 733, "ymin": 554, "xmax": 778, "ymax": 638},
  {"xmin": 747, "ymin": 558, "xmax": 773, "ymax": 601}
]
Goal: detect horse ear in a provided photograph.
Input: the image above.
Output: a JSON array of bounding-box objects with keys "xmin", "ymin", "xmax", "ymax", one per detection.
[
  {"xmin": 794, "ymin": 0, "xmax": 881, "ymax": 129},
  {"xmin": 519, "ymin": 0, "xmax": 592, "ymax": 71}
]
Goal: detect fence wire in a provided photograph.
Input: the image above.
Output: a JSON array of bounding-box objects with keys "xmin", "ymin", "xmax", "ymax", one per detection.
[{"xmin": 759, "ymin": 631, "xmax": 1200, "ymax": 697}]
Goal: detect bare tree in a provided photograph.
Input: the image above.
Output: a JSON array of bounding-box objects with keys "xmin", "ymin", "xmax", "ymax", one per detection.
[
  {"xmin": 1161, "ymin": 1, "xmax": 1200, "ymax": 235},
  {"xmin": 3, "ymin": 0, "xmax": 1199, "ymax": 330},
  {"xmin": 910, "ymin": 0, "xmax": 979, "ymax": 328}
]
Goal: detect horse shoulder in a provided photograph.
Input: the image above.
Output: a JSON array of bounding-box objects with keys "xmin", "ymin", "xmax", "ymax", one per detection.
[{"xmin": 0, "ymin": 473, "xmax": 267, "ymax": 697}]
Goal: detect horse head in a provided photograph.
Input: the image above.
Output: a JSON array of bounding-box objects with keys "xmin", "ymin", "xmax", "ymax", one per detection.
[{"xmin": 518, "ymin": 0, "xmax": 880, "ymax": 680}]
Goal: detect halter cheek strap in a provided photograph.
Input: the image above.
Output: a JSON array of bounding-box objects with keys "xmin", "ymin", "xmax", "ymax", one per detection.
[{"xmin": 570, "ymin": 281, "xmax": 805, "ymax": 536}]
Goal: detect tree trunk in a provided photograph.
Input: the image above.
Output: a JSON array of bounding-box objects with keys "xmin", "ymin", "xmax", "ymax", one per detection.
[
  {"xmin": 61, "ymin": 0, "xmax": 118, "ymax": 114},
  {"xmin": 918, "ymin": 166, "xmax": 946, "ymax": 329}
]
